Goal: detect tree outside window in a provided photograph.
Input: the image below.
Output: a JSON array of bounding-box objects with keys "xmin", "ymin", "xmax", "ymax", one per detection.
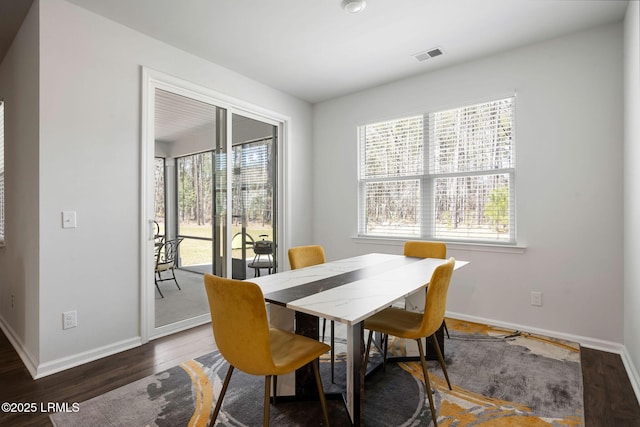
[{"xmin": 358, "ymin": 97, "xmax": 515, "ymax": 244}]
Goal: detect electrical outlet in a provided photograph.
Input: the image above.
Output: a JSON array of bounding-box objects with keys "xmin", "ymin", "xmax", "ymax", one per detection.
[
  {"xmin": 62, "ymin": 311, "xmax": 77, "ymax": 329},
  {"xmin": 531, "ymin": 291, "xmax": 543, "ymax": 307},
  {"xmin": 11, "ymin": 294, "xmax": 14, "ymax": 309}
]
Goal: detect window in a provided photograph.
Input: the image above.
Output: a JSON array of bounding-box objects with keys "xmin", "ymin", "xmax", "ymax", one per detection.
[
  {"xmin": 0, "ymin": 100, "xmax": 4, "ymax": 244},
  {"xmin": 358, "ymin": 97, "xmax": 515, "ymax": 244},
  {"xmin": 154, "ymin": 157, "xmax": 165, "ymax": 225}
]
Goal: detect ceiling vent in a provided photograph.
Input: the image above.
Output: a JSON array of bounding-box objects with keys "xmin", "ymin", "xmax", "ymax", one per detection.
[{"xmin": 413, "ymin": 47, "xmax": 443, "ymax": 62}]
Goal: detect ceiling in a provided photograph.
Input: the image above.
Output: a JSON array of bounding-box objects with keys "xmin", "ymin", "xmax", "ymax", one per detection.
[
  {"xmin": 155, "ymin": 88, "xmax": 272, "ymax": 146},
  {"xmin": 1, "ymin": 0, "xmax": 630, "ymax": 104}
]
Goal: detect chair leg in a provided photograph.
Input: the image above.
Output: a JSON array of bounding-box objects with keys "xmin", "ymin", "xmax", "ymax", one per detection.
[
  {"xmin": 382, "ymin": 333, "xmax": 388, "ymax": 372},
  {"xmin": 417, "ymin": 339, "xmax": 438, "ymax": 427},
  {"xmin": 272, "ymin": 375, "xmax": 277, "ymax": 404},
  {"xmin": 322, "ymin": 318, "xmax": 335, "ymax": 383},
  {"xmin": 209, "ymin": 365, "xmax": 234, "ymax": 427},
  {"xmin": 430, "ymin": 334, "xmax": 452, "ymax": 390},
  {"xmin": 312, "ymin": 359, "xmax": 331, "ymax": 427},
  {"xmin": 154, "ymin": 279, "xmax": 164, "ymax": 298},
  {"xmin": 169, "ymin": 267, "xmax": 182, "ymax": 290},
  {"xmin": 263, "ymin": 375, "xmax": 271, "ymax": 426},
  {"xmin": 443, "ymin": 320, "xmax": 450, "ymax": 339},
  {"xmin": 364, "ymin": 330, "xmax": 373, "ymax": 371},
  {"xmin": 364, "ymin": 331, "xmax": 391, "ymax": 372},
  {"xmin": 330, "ymin": 320, "xmax": 335, "ymax": 383}
]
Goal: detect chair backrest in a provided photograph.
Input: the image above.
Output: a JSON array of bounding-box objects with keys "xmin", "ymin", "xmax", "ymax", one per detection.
[
  {"xmin": 288, "ymin": 245, "xmax": 326, "ymax": 270},
  {"xmin": 156, "ymin": 237, "xmax": 183, "ymax": 268},
  {"xmin": 404, "ymin": 241, "xmax": 446, "ymax": 259},
  {"xmin": 419, "ymin": 258, "xmax": 456, "ymax": 337},
  {"xmin": 203, "ymin": 274, "xmax": 276, "ymax": 376}
]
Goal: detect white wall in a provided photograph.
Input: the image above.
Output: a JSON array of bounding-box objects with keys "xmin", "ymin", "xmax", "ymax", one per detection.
[
  {"xmin": 624, "ymin": 0, "xmax": 640, "ymax": 394},
  {"xmin": 0, "ymin": 2, "xmax": 41, "ymax": 369},
  {"xmin": 313, "ymin": 22, "xmax": 624, "ymax": 346},
  {"xmin": 0, "ymin": 0, "xmax": 632, "ymax": 380},
  {"xmin": 1, "ymin": 0, "xmax": 313, "ymax": 376}
]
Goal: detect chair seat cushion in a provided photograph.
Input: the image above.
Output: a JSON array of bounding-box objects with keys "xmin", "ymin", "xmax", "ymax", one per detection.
[
  {"xmin": 364, "ymin": 307, "xmax": 424, "ymax": 340},
  {"xmin": 156, "ymin": 262, "xmax": 172, "ymax": 272},
  {"xmin": 269, "ymin": 328, "xmax": 330, "ymax": 375}
]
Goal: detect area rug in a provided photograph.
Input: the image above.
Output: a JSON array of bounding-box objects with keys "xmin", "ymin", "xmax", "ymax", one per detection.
[{"xmin": 50, "ymin": 319, "xmax": 584, "ymax": 426}]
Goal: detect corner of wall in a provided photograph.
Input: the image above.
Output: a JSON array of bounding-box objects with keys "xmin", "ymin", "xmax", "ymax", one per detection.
[{"xmin": 0, "ymin": 315, "xmax": 38, "ymax": 378}]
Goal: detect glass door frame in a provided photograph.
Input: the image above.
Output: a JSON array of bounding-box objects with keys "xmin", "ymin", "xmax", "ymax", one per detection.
[{"xmin": 141, "ymin": 68, "xmax": 288, "ymax": 342}]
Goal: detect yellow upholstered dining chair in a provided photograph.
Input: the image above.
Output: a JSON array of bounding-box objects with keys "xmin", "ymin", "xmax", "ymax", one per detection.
[
  {"xmin": 404, "ymin": 241, "xmax": 450, "ymax": 338},
  {"xmin": 403, "ymin": 240, "xmax": 446, "ymax": 259},
  {"xmin": 288, "ymin": 245, "xmax": 335, "ymax": 382},
  {"xmin": 288, "ymin": 244, "xmax": 327, "ymax": 270},
  {"xmin": 363, "ymin": 258, "xmax": 455, "ymax": 427},
  {"xmin": 203, "ymin": 274, "xmax": 331, "ymax": 427}
]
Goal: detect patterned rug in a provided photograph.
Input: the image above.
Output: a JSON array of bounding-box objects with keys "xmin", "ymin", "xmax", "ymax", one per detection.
[{"xmin": 50, "ymin": 319, "xmax": 584, "ymax": 426}]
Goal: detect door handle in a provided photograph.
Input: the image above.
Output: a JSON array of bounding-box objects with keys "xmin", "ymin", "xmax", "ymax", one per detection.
[{"xmin": 149, "ymin": 219, "xmax": 155, "ymax": 241}]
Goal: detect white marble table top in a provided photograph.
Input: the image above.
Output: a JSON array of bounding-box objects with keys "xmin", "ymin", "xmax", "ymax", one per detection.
[{"xmin": 250, "ymin": 253, "xmax": 468, "ymax": 326}]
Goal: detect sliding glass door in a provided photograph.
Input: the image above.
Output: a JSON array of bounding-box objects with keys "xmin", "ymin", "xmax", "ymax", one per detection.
[
  {"xmin": 231, "ymin": 114, "xmax": 277, "ymax": 279},
  {"xmin": 175, "ymin": 151, "xmax": 214, "ymax": 273},
  {"xmin": 150, "ymin": 84, "xmax": 279, "ymax": 332}
]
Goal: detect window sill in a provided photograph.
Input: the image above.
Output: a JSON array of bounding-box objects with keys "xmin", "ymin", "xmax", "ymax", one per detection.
[{"xmin": 352, "ymin": 236, "xmax": 526, "ymax": 254}]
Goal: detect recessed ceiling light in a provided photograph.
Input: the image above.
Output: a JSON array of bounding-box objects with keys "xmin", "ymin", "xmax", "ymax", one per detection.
[{"xmin": 341, "ymin": 0, "xmax": 366, "ymax": 13}]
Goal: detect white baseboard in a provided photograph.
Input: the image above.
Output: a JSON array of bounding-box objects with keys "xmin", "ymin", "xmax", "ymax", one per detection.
[
  {"xmin": 0, "ymin": 315, "xmax": 39, "ymax": 378},
  {"xmin": 34, "ymin": 336, "xmax": 143, "ymax": 379},
  {"xmin": 0, "ymin": 313, "xmax": 143, "ymax": 379},
  {"xmin": 621, "ymin": 346, "xmax": 640, "ymax": 406},
  {"xmin": 447, "ymin": 311, "xmax": 640, "ymax": 406},
  {"xmin": 447, "ymin": 311, "xmax": 625, "ymax": 352}
]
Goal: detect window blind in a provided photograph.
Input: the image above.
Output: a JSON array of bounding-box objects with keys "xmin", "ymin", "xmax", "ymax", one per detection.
[
  {"xmin": 358, "ymin": 96, "xmax": 516, "ymax": 243},
  {"xmin": 360, "ymin": 116, "xmax": 423, "ymax": 179},
  {"xmin": 427, "ymin": 97, "xmax": 515, "ymax": 242},
  {"xmin": 359, "ymin": 116, "xmax": 423, "ymax": 237}
]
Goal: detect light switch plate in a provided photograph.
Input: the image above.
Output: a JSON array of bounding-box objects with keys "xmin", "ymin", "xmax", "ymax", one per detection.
[{"xmin": 62, "ymin": 211, "xmax": 77, "ymax": 228}]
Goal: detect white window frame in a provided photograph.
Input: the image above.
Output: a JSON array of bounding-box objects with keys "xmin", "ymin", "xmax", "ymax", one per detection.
[{"xmin": 358, "ymin": 96, "xmax": 516, "ymax": 245}]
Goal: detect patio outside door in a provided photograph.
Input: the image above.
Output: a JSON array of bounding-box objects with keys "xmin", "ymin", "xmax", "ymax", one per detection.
[
  {"xmin": 150, "ymin": 85, "xmax": 279, "ymax": 333},
  {"xmin": 230, "ymin": 114, "xmax": 278, "ymax": 280},
  {"xmin": 172, "ymin": 113, "xmax": 278, "ymax": 279}
]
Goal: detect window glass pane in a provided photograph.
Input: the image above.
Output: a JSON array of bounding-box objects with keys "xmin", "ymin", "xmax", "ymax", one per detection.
[
  {"xmin": 177, "ymin": 152, "xmax": 214, "ymax": 240},
  {"xmin": 363, "ymin": 179, "xmax": 420, "ymax": 237},
  {"xmin": 430, "ymin": 98, "xmax": 514, "ymax": 174},
  {"xmin": 154, "ymin": 157, "xmax": 165, "ymax": 234},
  {"xmin": 361, "ymin": 116, "xmax": 423, "ymax": 179},
  {"xmin": 357, "ymin": 97, "xmax": 515, "ymax": 243},
  {"xmin": 433, "ymin": 174, "xmax": 511, "ymax": 241},
  {"xmin": 231, "ymin": 140, "xmax": 274, "ymax": 261}
]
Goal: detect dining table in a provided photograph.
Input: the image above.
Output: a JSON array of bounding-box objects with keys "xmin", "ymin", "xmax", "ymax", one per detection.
[{"xmin": 249, "ymin": 252, "xmax": 469, "ymax": 426}]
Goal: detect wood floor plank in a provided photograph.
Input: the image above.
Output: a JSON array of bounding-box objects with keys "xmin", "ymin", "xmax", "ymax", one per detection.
[
  {"xmin": 0, "ymin": 325, "xmax": 216, "ymax": 427},
  {"xmin": 581, "ymin": 347, "xmax": 640, "ymax": 427},
  {"xmin": 1, "ymin": 325, "xmax": 639, "ymax": 426}
]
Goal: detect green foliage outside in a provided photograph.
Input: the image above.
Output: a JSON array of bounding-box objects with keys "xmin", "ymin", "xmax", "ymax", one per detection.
[
  {"xmin": 176, "ymin": 223, "xmax": 273, "ymax": 266},
  {"xmin": 485, "ymin": 186, "xmax": 509, "ymax": 232}
]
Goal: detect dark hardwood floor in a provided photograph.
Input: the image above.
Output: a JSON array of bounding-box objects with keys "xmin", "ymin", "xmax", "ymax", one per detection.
[
  {"xmin": 1, "ymin": 324, "xmax": 639, "ymax": 426},
  {"xmin": 582, "ymin": 347, "xmax": 640, "ymax": 426}
]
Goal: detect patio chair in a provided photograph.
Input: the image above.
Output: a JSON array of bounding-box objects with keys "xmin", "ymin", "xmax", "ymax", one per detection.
[{"xmin": 154, "ymin": 237, "xmax": 184, "ymax": 298}]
